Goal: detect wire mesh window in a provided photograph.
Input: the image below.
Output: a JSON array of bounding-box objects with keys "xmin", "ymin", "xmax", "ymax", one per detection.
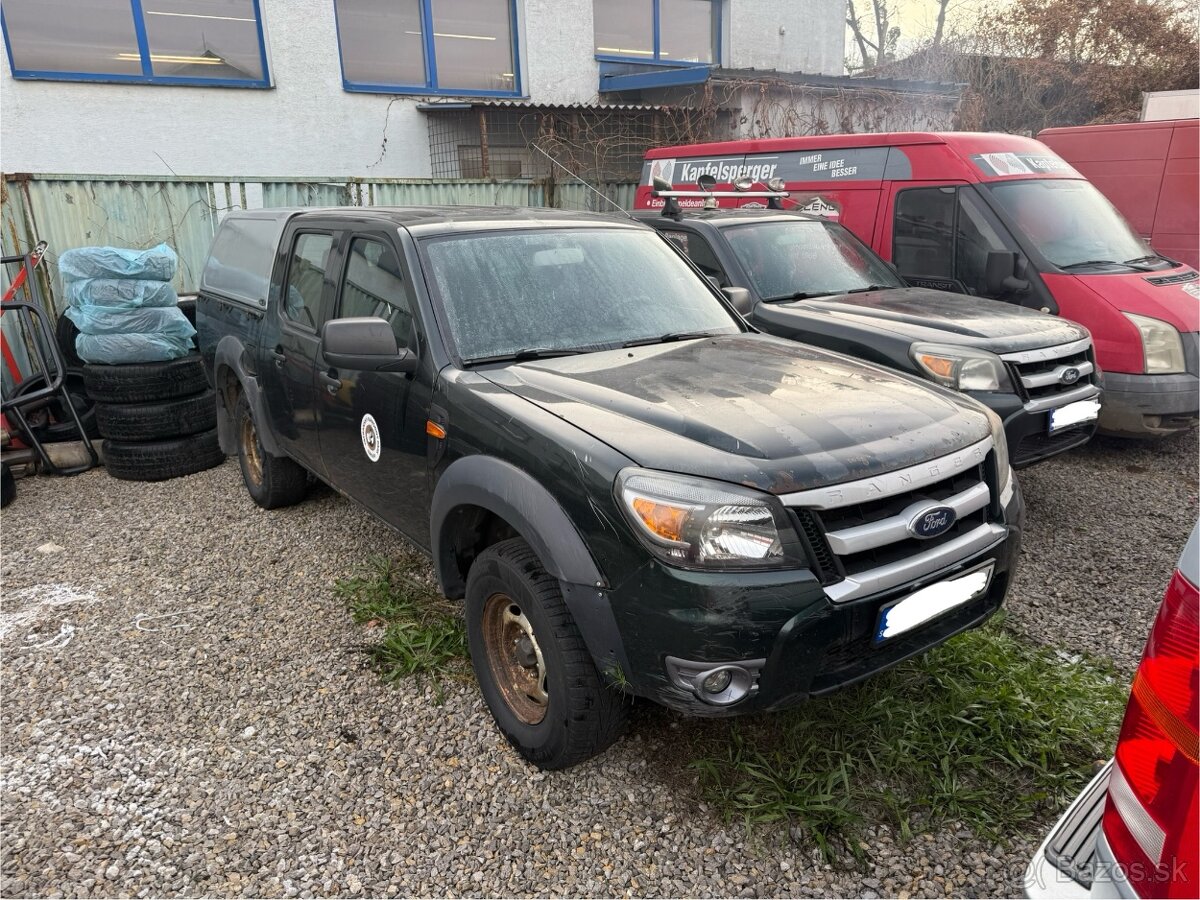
[{"xmin": 425, "ymin": 106, "xmax": 720, "ymax": 182}]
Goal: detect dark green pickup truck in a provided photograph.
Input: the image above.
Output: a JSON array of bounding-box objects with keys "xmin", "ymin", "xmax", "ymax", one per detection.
[{"xmin": 197, "ymin": 206, "xmax": 1023, "ymax": 769}]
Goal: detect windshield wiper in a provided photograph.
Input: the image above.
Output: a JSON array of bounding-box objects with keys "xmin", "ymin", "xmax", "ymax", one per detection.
[
  {"xmin": 841, "ymin": 284, "xmax": 895, "ymax": 294},
  {"xmin": 1060, "ymin": 259, "xmax": 1153, "ymax": 272},
  {"xmin": 621, "ymin": 329, "xmax": 726, "ymax": 349},
  {"xmin": 762, "ymin": 290, "xmax": 835, "ymax": 302},
  {"xmin": 463, "ymin": 347, "xmax": 585, "ymax": 366},
  {"xmin": 1124, "ymin": 254, "xmax": 1178, "ymax": 267}
]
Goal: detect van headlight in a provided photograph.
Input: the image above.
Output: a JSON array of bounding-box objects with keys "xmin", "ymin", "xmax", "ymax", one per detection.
[
  {"xmin": 983, "ymin": 407, "xmax": 1012, "ymax": 497},
  {"xmin": 616, "ymin": 469, "xmax": 803, "ymax": 570},
  {"xmin": 1124, "ymin": 313, "xmax": 1185, "ymax": 374},
  {"xmin": 911, "ymin": 344, "xmax": 1014, "ymax": 392}
]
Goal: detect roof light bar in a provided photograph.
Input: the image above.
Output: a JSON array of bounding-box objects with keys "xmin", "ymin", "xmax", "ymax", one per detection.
[{"xmin": 652, "ymin": 190, "xmax": 790, "ymax": 199}]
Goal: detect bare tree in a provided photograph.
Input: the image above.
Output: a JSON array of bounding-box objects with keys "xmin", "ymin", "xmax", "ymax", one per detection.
[{"xmin": 846, "ymin": 0, "xmax": 900, "ymax": 71}]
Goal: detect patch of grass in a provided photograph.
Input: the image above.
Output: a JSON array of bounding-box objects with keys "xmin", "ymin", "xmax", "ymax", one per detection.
[
  {"xmin": 335, "ymin": 552, "xmax": 468, "ymax": 681},
  {"xmin": 689, "ymin": 619, "xmax": 1126, "ymax": 856}
]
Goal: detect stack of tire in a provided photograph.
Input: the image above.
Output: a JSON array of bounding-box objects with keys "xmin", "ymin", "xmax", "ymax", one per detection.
[{"xmin": 59, "ymin": 243, "xmax": 223, "ymax": 482}]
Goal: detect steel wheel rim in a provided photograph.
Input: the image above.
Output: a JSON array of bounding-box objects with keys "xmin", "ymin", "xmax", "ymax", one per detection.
[
  {"xmin": 241, "ymin": 414, "xmax": 263, "ymax": 486},
  {"xmin": 481, "ymin": 592, "xmax": 548, "ymax": 726}
]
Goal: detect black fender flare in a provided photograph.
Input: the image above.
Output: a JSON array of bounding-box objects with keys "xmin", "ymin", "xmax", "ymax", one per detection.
[
  {"xmin": 213, "ymin": 335, "xmax": 281, "ymax": 457},
  {"xmin": 431, "ymin": 455, "xmax": 606, "ymax": 599}
]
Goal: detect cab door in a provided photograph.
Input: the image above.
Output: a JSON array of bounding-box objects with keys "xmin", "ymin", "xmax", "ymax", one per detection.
[
  {"xmin": 261, "ymin": 228, "xmax": 340, "ymax": 473},
  {"xmin": 316, "ymin": 231, "xmax": 431, "ymax": 543}
]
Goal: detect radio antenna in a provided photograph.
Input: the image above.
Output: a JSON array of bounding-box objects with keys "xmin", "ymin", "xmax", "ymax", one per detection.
[{"xmin": 531, "ymin": 144, "xmax": 637, "ymax": 220}]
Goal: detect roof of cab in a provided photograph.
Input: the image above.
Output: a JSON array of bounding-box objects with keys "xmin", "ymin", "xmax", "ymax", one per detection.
[
  {"xmin": 223, "ymin": 205, "xmax": 645, "ymax": 237},
  {"xmin": 633, "ymin": 208, "xmax": 823, "ymax": 226}
]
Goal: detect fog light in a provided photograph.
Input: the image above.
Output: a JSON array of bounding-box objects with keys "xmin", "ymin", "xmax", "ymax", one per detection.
[{"xmin": 701, "ymin": 669, "xmax": 733, "ymax": 694}]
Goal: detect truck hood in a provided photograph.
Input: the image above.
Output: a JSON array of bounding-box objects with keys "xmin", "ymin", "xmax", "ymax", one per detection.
[
  {"xmin": 481, "ymin": 334, "xmax": 991, "ymax": 495},
  {"xmin": 1051, "ymin": 270, "xmax": 1200, "ymax": 333},
  {"xmin": 767, "ymin": 287, "xmax": 1089, "ymax": 352}
]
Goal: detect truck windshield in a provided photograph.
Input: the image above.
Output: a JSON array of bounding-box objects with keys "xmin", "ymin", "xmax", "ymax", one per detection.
[
  {"xmin": 722, "ymin": 220, "xmax": 904, "ymax": 301},
  {"xmin": 422, "ymin": 228, "xmax": 741, "ymax": 362},
  {"xmin": 985, "ymin": 179, "xmax": 1156, "ymax": 270}
]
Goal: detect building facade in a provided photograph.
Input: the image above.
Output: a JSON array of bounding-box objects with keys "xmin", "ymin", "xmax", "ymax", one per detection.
[{"xmin": 0, "ymin": 0, "xmax": 857, "ymax": 180}]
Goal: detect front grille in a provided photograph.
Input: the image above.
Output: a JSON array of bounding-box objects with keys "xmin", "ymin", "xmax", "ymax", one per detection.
[
  {"xmin": 1145, "ymin": 271, "xmax": 1197, "ymax": 286},
  {"xmin": 1002, "ymin": 338, "xmax": 1098, "ymax": 405},
  {"xmin": 790, "ymin": 508, "xmax": 841, "ymax": 585},
  {"xmin": 779, "ymin": 437, "xmax": 1005, "ymax": 604},
  {"xmin": 816, "ymin": 466, "xmax": 987, "ymax": 578},
  {"xmin": 1013, "ymin": 422, "xmax": 1094, "ymax": 467}
]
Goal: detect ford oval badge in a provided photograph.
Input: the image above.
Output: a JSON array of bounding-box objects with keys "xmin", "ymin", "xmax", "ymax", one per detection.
[{"xmin": 908, "ymin": 505, "xmax": 957, "ymax": 540}]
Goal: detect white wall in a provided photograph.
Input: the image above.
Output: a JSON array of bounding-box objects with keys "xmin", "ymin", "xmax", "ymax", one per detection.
[
  {"xmin": 728, "ymin": 0, "xmax": 845, "ymax": 76},
  {"xmin": 0, "ymin": 0, "xmax": 846, "ymax": 178}
]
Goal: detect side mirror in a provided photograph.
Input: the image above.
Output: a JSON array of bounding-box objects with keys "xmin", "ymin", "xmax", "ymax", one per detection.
[
  {"xmin": 985, "ymin": 250, "xmax": 1030, "ymax": 295},
  {"xmin": 723, "ymin": 286, "xmax": 754, "ymax": 317},
  {"xmin": 321, "ymin": 317, "xmax": 416, "ymax": 373}
]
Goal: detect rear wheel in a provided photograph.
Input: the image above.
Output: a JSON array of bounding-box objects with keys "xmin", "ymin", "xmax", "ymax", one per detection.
[
  {"xmin": 466, "ymin": 537, "xmax": 626, "ymax": 769},
  {"xmin": 235, "ymin": 395, "xmax": 307, "ymax": 509}
]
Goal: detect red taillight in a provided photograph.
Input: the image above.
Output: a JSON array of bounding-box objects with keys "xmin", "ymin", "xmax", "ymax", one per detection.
[{"xmin": 1103, "ymin": 568, "xmax": 1199, "ymax": 898}]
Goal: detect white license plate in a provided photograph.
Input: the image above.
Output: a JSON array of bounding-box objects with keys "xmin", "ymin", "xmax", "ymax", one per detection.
[
  {"xmin": 874, "ymin": 564, "xmax": 994, "ymax": 644},
  {"xmin": 1049, "ymin": 398, "xmax": 1101, "ymax": 434}
]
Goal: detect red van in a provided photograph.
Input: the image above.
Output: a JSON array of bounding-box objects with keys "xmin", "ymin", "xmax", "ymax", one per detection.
[
  {"xmin": 635, "ymin": 133, "xmax": 1199, "ymax": 437},
  {"xmin": 1039, "ymin": 119, "xmax": 1199, "ymax": 270}
]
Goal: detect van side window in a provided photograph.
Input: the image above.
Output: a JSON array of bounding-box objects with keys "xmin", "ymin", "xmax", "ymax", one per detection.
[
  {"xmin": 894, "ymin": 187, "xmax": 1009, "ymax": 296},
  {"xmin": 339, "ymin": 238, "xmax": 415, "ymax": 349},
  {"xmin": 283, "ymin": 233, "xmax": 334, "ymax": 329}
]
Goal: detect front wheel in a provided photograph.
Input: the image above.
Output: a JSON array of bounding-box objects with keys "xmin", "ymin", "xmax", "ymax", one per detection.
[{"xmin": 466, "ymin": 538, "xmax": 626, "ymax": 770}]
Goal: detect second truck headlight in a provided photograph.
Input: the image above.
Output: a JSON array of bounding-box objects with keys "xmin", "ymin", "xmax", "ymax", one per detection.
[
  {"xmin": 1124, "ymin": 313, "xmax": 1185, "ymax": 374},
  {"xmin": 911, "ymin": 344, "xmax": 1014, "ymax": 392},
  {"xmin": 616, "ymin": 469, "xmax": 802, "ymax": 570}
]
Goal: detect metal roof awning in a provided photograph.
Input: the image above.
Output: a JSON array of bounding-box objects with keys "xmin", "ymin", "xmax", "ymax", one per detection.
[
  {"xmin": 596, "ymin": 62, "xmax": 962, "ymax": 97},
  {"xmin": 417, "ymin": 99, "xmax": 673, "ymax": 113}
]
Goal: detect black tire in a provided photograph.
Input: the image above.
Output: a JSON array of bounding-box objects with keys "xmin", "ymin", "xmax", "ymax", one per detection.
[
  {"xmin": 82, "ymin": 353, "xmax": 207, "ymax": 404},
  {"xmin": 102, "ymin": 428, "xmax": 224, "ymax": 482},
  {"xmin": 9, "ymin": 369, "xmax": 99, "ymax": 443},
  {"xmin": 466, "ymin": 537, "xmax": 627, "ymax": 770},
  {"xmin": 1, "ymin": 464, "xmax": 14, "ymax": 508},
  {"xmin": 234, "ymin": 395, "xmax": 307, "ymax": 509},
  {"xmin": 95, "ymin": 390, "xmax": 216, "ymax": 442},
  {"xmin": 55, "ymin": 312, "xmax": 85, "ymax": 368}
]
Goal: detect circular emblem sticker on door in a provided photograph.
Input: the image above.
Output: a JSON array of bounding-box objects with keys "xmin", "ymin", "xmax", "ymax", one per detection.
[{"xmin": 360, "ymin": 414, "xmax": 382, "ymax": 462}]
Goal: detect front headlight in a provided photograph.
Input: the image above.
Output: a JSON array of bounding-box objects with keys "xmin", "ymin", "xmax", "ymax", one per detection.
[
  {"xmin": 911, "ymin": 343, "xmax": 1014, "ymax": 392},
  {"xmin": 983, "ymin": 407, "xmax": 1012, "ymax": 496},
  {"xmin": 616, "ymin": 469, "xmax": 803, "ymax": 570},
  {"xmin": 1124, "ymin": 313, "xmax": 1185, "ymax": 374}
]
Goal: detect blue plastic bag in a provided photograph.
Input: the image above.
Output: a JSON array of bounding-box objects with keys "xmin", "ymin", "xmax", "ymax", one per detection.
[
  {"xmin": 75, "ymin": 332, "xmax": 194, "ymax": 364},
  {"xmin": 65, "ymin": 305, "xmax": 195, "ymax": 338},
  {"xmin": 64, "ymin": 278, "xmax": 178, "ymax": 309},
  {"xmin": 59, "ymin": 243, "xmax": 178, "ymax": 282}
]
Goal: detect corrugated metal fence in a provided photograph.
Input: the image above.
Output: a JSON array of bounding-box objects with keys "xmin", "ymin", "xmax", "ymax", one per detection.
[{"xmin": 1, "ymin": 175, "xmax": 638, "ymax": 311}]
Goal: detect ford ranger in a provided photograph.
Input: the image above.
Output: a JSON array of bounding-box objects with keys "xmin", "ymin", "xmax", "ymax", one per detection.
[
  {"xmin": 196, "ymin": 206, "xmax": 1024, "ymax": 769},
  {"xmin": 636, "ymin": 198, "xmax": 1103, "ymax": 468}
]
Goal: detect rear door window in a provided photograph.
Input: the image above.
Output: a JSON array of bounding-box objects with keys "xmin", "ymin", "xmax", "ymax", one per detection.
[
  {"xmin": 201, "ymin": 216, "xmax": 283, "ymax": 308},
  {"xmin": 283, "ymin": 233, "xmax": 334, "ymax": 330}
]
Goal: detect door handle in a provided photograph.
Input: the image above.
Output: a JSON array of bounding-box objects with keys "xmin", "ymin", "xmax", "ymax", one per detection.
[
  {"xmin": 269, "ymin": 346, "xmax": 286, "ymax": 368},
  {"xmin": 319, "ymin": 371, "xmax": 342, "ymax": 395}
]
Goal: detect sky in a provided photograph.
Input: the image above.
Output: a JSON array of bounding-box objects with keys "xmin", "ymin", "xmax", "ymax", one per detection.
[{"xmin": 845, "ymin": 0, "xmax": 991, "ymax": 68}]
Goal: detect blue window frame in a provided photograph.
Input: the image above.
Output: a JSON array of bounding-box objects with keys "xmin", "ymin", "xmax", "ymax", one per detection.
[
  {"xmin": 594, "ymin": 0, "xmax": 720, "ymax": 66},
  {"xmin": 1, "ymin": 0, "xmax": 271, "ymax": 88},
  {"xmin": 334, "ymin": 0, "xmax": 523, "ymax": 98}
]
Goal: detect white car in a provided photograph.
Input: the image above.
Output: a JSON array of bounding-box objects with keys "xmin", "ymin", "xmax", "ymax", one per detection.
[{"xmin": 1025, "ymin": 523, "xmax": 1198, "ymax": 899}]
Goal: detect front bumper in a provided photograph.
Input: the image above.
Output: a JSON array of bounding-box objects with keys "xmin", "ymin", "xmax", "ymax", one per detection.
[
  {"xmin": 1098, "ymin": 370, "xmax": 1199, "ymax": 437},
  {"xmin": 969, "ymin": 388, "xmax": 1101, "ymax": 468},
  {"xmin": 605, "ymin": 478, "xmax": 1024, "ymax": 716}
]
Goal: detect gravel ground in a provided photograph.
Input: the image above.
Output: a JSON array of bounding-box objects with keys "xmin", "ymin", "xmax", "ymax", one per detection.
[{"xmin": 2, "ymin": 430, "xmax": 1195, "ymax": 899}]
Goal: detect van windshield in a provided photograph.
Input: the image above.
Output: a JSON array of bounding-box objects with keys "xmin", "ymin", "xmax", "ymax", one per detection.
[
  {"xmin": 422, "ymin": 228, "xmax": 741, "ymax": 363},
  {"xmin": 723, "ymin": 220, "xmax": 904, "ymax": 301},
  {"xmin": 985, "ymin": 179, "xmax": 1157, "ymax": 270}
]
